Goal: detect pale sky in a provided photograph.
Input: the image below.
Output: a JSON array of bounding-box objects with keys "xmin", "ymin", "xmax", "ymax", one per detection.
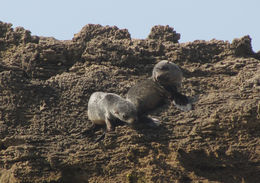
[{"xmin": 1, "ymin": 0, "xmax": 260, "ymax": 51}]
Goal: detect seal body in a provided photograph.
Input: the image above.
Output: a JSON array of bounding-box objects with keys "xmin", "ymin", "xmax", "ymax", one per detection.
[
  {"xmin": 126, "ymin": 78, "xmax": 169, "ymax": 115},
  {"xmin": 126, "ymin": 60, "xmax": 192, "ymax": 125},
  {"xmin": 88, "ymin": 92, "xmax": 138, "ymax": 131}
]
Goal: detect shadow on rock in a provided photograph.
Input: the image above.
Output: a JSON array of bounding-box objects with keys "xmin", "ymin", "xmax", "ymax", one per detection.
[{"xmin": 177, "ymin": 149, "xmax": 260, "ymax": 183}]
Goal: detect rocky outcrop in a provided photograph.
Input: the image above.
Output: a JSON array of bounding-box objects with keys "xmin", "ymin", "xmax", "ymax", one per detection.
[
  {"xmin": 147, "ymin": 25, "xmax": 180, "ymax": 43},
  {"xmin": 0, "ymin": 21, "xmax": 260, "ymax": 183}
]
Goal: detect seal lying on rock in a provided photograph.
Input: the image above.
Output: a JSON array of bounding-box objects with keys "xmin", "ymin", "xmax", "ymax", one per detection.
[
  {"xmin": 88, "ymin": 92, "xmax": 138, "ymax": 132},
  {"xmin": 126, "ymin": 60, "xmax": 192, "ymax": 125},
  {"xmin": 152, "ymin": 60, "xmax": 183, "ymax": 90}
]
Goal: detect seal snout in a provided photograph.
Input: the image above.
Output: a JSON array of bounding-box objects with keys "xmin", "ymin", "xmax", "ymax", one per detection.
[
  {"xmin": 156, "ymin": 73, "xmax": 169, "ymax": 81},
  {"xmin": 123, "ymin": 111, "xmax": 138, "ymax": 124},
  {"xmin": 128, "ymin": 116, "xmax": 138, "ymax": 124}
]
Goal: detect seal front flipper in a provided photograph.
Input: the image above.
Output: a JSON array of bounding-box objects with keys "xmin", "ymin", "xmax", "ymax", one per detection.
[
  {"xmin": 171, "ymin": 91, "xmax": 192, "ymax": 111},
  {"xmin": 94, "ymin": 118, "xmax": 116, "ymax": 143},
  {"xmin": 94, "ymin": 115, "xmax": 117, "ymax": 143},
  {"xmin": 105, "ymin": 116, "xmax": 115, "ymax": 132},
  {"xmin": 163, "ymin": 85, "xmax": 192, "ymax": 111}
]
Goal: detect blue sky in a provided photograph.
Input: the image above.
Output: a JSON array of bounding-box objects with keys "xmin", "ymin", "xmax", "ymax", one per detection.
[{"xmin": 1, "ymin": 0, "xmax": 260, "ymax": 51}]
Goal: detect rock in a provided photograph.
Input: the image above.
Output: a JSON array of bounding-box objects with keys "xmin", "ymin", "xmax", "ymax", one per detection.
[
  {"xmin": 0, "ymin": 21, "xmax": 260, "ymax": 183},
  {"xmin": 231, "ymin": 35, "xmax": 254, "ymax": 57},
  {"xmin": 147, "ymin": 25, "xmax": 180, "ymax": 43}
]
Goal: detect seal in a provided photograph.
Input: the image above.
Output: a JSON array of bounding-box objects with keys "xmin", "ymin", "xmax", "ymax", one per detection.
[
  {"xmin": 126, "ymin": 60, "xmax": 192, "ymax": 125},
  {"xmin": 88, "ymin": 92, "xmax": 138, "ymax": 132},
  {"xmin": 152, "ymin": 60, "xmax": 183, "ymax": 90},
  {"xmin": 152, "ymin": 60, "xmax": 192, "ymax": 111}
]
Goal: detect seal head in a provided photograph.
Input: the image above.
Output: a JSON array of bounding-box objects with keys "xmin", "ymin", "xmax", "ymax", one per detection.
[{"xmin": 152, "ymin": 60, "xmax": 183, "ymax": 90}]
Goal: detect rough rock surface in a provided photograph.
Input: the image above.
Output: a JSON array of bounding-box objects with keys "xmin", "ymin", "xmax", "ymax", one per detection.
[{"xmin": 0, "ymin": 21, "xmax": 260, "ymax": 183}]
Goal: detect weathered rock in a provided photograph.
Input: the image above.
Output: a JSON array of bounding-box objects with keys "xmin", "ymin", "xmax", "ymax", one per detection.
[
  {"xmin": 165, "ymin": 39, "xmax": 230, "ymax": 63},
  {"xmin": 147, "ymin": 25, "xmax": 180, "ymax": 43},
  {"xmin": 231, "ymin": 35, "xmax": 254, "ymax": 57},
  {"xmin": 0, "ymin": 22, "xmax": 260, "ymax": 183}
]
